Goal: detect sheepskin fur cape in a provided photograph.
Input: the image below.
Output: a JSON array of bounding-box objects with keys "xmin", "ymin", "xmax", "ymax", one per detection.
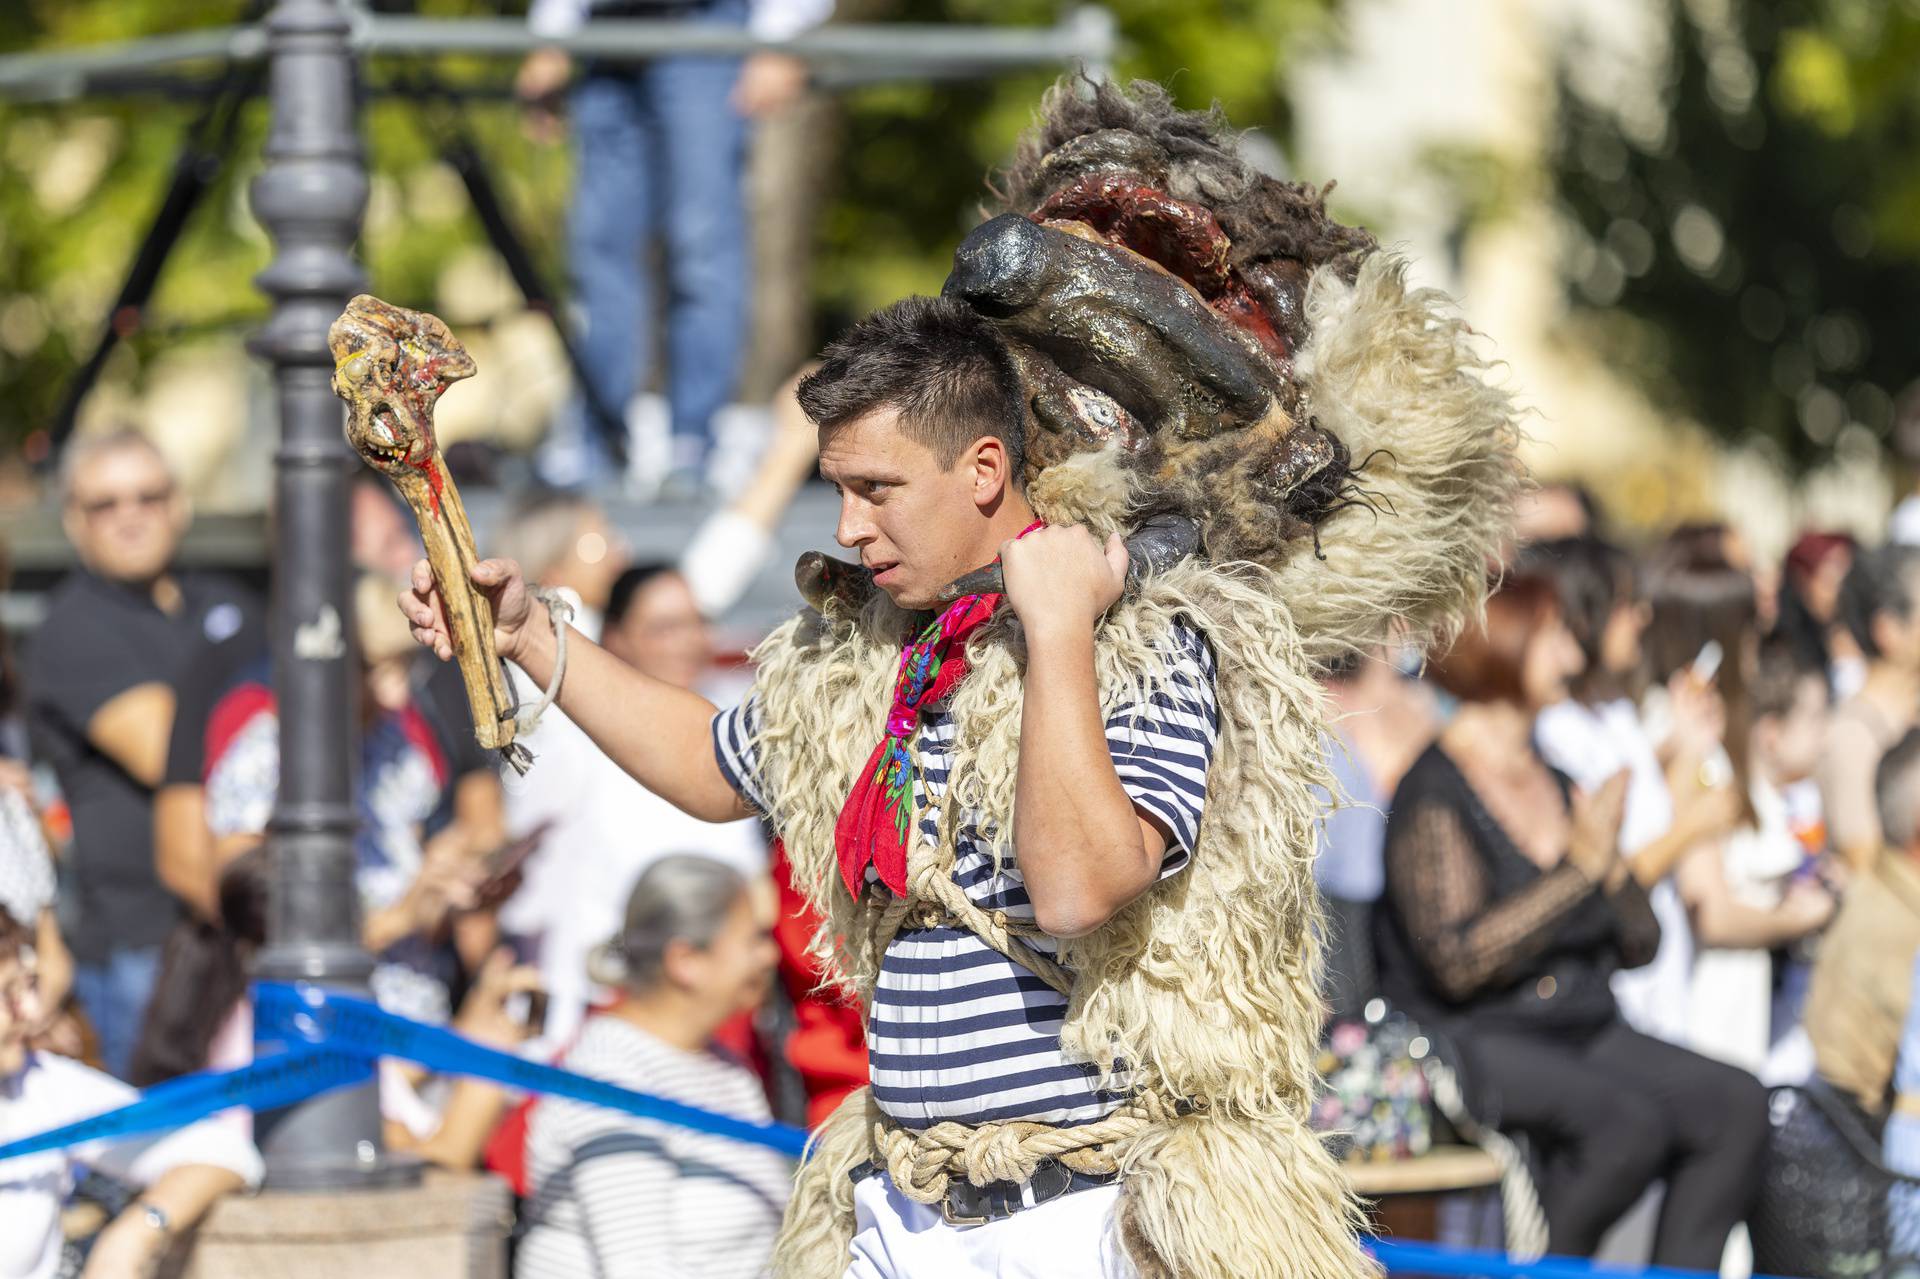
[{"xmin": 757, "ymin": 255, "xmax": 1522, "ymax": 1279}]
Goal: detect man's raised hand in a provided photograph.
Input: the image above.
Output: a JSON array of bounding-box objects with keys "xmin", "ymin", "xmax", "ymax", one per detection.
[
  {"xmin": 402, "ymin": 556, "xmax": 537, "ymax": 665},
  {"xmin": 1001, "ymin": 525, "xmax": 1129, "ymax": 640}
]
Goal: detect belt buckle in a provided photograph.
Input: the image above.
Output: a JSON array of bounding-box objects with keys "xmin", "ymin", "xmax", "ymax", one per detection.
[{"xmin": 940, "ymin": 1185, "xmax": 991, "ymax": 1228}]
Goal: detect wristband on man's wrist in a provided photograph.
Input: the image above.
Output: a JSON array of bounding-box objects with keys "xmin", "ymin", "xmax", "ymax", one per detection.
[{"xmin": 133, "ymin": 1201, "xmax": 171, "ymax": 1234}]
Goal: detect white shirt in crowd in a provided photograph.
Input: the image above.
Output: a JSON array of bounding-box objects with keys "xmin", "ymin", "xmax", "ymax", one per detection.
[
  {"xmin": 1689, "ymin": 775, "xmax": 1807, "ymax": 1077},
  {"xmin": 514, "ymin": 1015, "xmax": 790, "ymax": 1279},
  {"xmin": 0, "ymin": 787, "xmax": 54, "ymax": 933},
  {"xmin": 528, "ymin": 0, "xmax": 833, "ymax": 43},
  {"xmin": 499, "ymin": 594, "xmax": 765, "ymax": 1049},
  {"xmin": 1534, "ymin": 696, "xmax": 1697, "ymax": 1044},
  {"xmin": 0, "ymin": 1051, "xmax": 264, "ymax": 1279}
]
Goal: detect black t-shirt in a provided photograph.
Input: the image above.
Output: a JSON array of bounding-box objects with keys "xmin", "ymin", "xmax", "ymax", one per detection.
[
  {"xmin": 414, "ymin": 656, "xmax": 495, "ymax": 785},
  {"xmin": 25, "ymin": 569, "xmax": 257, "ymax": 961},
  {"xmin": 164, "ymin": 607, "xmax": 271, "ymax": 790}
]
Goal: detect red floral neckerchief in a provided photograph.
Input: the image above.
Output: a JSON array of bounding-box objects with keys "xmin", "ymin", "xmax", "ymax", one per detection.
[{"xmin": 832, "ymin": 522, "xmax": 1044, "ymax": 899}]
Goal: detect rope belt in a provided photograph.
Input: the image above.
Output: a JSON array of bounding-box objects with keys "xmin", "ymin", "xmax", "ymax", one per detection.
[
  {"xmin": 862, "ymin": 752, "xmax": 1177, "ymax": 1203},
  {"xmin": 873, "ymin": 1093, "xmax": 1172, "ymax": 1205}
]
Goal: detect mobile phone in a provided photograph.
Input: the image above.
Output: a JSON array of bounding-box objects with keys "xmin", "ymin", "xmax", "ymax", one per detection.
[
  {"xmin": 506, "ymin": 989, "xmax": 549, "ymax": 1036},
  {"xmin": 1690, "ymin": 640, "xmax": 1723, "ymax": 685},
  {"xmin": 484, "ymin": 822, "xmax": 551, "ymax": 883},
  {"xmin": 467, "ymin": 824, "xmax": 552, "ymax": 912}
]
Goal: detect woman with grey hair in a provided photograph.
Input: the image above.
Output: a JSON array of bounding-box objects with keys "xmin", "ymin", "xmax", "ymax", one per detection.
[{"xmin": 515, "ymin": 854, "xmax": 786, "ymax": 1279}]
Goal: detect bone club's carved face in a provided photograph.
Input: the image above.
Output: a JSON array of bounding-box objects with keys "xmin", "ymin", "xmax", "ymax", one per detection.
[{"xmin": 328, "ymin": 295, "xmax": 476, "ymax": 477}]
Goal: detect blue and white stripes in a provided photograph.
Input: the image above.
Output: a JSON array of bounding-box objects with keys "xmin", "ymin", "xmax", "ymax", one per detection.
[{"xmin": 714, "ymin": 621, "xmax": 1219, "ymax": 1131}]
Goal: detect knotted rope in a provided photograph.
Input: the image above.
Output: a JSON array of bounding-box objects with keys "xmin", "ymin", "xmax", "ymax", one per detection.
[
  {"xmin": 874, "ymin": 1093, "xmax": 1174, "ymax": 1204},
  {"xmin": 864, "ymin": 740, "xmax": 1175, "ymax": 1203}
]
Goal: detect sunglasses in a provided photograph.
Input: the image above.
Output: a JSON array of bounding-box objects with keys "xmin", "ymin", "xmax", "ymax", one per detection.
[{"xmin": 75, "ymin": 486, "xmax": 173, "ymax": 519}]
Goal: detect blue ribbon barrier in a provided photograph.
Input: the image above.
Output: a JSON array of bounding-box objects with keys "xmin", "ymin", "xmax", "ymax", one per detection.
[
  {"xmin": 0, "ymin": 981, "xmax": 809, "ymax": 1166},
  {"xmin": 0, "ymin": 994, "xmax": 1807, "ymax": 1279},
  {"xmin": 254, "ymin": 981, "xmax": 811, "ymax": 1157},
  {"xmin": 0, "ymin": 1047, "xmax": 369, "ymax": 1164},
  {"xmin": 1370, "ymin": 1239, "xmax": 1798, "ymax": 1279}
]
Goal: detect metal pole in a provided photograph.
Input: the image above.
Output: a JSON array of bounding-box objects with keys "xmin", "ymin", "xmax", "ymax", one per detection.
[
  {"xmin": 0, "ymin": 10, "xmax": 1120, "ymax": 101},
  {"xmin": 246, "ymin": 0, "xmax": 414, "ymax": 1190}
]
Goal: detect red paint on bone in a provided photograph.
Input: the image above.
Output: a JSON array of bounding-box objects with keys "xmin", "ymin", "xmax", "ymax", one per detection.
[
  {"xmin": 1033, "ymin": 172, "xmax": 1289, "ymax": 362},
  {"xmin": 410, "ymin": 452, "xmax": 444, "ymax": 519},
  {"xmin": 376, "ymin": 350, "xmax": 450, "ymax": 520},
  {"xmin": 372, "ymin": 346, "xmax": 462, "ymax": 507}
]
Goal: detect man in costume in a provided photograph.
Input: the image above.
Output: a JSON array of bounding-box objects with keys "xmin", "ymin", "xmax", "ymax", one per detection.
[{"xmin": 403, "ymin": 80, "xmax": 1521, "ymax": 1277}]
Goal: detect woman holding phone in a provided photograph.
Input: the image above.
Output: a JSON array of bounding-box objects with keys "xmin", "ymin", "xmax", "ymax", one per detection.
[
  {"xmin": 1375, "ymin": 570, "xmax": 1767, "ymax": 1266},
  {"xmin": 1528, "ymin": 536, "xmax": 1744, "ymax": 1044}
]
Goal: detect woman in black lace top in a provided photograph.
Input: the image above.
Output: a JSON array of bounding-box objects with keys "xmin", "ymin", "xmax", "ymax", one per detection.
[{"xmin": 1375, "ymin": 573, "xmax": 1767, "ymax": 1268}]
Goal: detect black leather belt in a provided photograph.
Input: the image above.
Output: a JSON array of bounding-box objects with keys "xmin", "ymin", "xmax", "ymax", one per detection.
[{"xmin": 851, "ymin": 1159, "xmax": 1118, "ymax": 1227}]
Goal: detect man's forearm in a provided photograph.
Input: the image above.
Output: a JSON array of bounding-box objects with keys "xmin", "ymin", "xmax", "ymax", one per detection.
[
  {"xmin": 1013, "ymin": 624, "xmax": 1158, "ymax": 938},
  {"xmin": 510, "ymin": 602, "xmax": 747, "ymax": 822}
]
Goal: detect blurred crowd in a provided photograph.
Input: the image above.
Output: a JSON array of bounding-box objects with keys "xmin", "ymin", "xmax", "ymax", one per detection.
[
  {"xmin": 0, "ymin": 403, "xmax": 849, "ymax": 1276},
  {"xmin": 1316, "ymin": 479, "xmax": 1920, "ymax": 1275},
  {"xmin": 9, "ymin": 407, "xmax": 1920, "ymax": 1279},
  {"xmin": 15, "ymin": 410, "xmax": 1920, "ymax": 1278},
  {"xmin": 0, "ymin": 0, "xmax": 856, "ymax": 1270}
]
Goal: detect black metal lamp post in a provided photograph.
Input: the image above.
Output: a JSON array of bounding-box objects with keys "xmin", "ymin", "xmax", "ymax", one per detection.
[{"xmin": 245, "ymin": 0, "xmax": 414, "ymax": 1190}]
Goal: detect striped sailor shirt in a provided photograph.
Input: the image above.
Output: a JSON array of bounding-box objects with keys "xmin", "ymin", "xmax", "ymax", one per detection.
[{"xmin": 713, "ymin": 619, "xmax": 1219, "ymax": 1132}]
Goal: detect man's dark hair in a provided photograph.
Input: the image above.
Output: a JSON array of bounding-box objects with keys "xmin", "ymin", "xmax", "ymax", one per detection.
[
  {"xmin": 1750, "ymin": 634, "xmax": 1825, "ymax": 723},
  {"xmin": 1519, "ymin": 535, "xmax": 1635, "ymax": 704},
  {"xmin": 797, "ymin": 295, "xmax": 1027, "ymax": 477},
  {"xmin": 1876, "ymin": 726, "xmax": 1920, "ymax": 853},
  {"xmin": 1838, "ymin": 545, "xmax": 1920, "ymax": 659},
  {"xmin": 0, "ymin": 904, "xmax": 25, "ymax": 963}
]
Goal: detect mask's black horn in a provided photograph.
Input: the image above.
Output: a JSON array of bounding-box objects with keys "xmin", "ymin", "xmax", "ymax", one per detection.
[
  {"xmin": 934, "ymin": 513, "xmax": 1201, "ymax": 604},
  {"xmin": 794, "ymin": 550, "xmax": 877, "ymax": 616}
]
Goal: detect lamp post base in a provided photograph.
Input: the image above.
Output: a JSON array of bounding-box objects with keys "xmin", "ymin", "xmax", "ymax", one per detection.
[{"xmin": 250, "ymin": 942, "xmax": 421, "ymax": 1192}]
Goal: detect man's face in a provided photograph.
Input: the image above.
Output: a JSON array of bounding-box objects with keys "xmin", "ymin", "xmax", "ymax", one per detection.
[
  {"xmin": 63, "ymin": 445, "xmax": 187, "ymax": 584},
  {"xmin": 1759, "ymin": 674, "xmax": 1830, "ymax": 786},
  {"xmin": 819, "ymin": 407, "xmax": 996, "ymax": 611}
]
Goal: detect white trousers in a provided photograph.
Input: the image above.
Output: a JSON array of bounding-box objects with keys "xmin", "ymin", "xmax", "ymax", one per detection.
[{"xmin": 843, "ymin": 1170, "xmax": 1134, "ymax": 1279}]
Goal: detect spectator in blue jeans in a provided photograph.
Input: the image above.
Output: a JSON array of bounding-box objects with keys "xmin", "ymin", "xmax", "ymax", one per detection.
[{"xmin": 519, "ymin": 0, "xmax": 832, "ymax": 495}]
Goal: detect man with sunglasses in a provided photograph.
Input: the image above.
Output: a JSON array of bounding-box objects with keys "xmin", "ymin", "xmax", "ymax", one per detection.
[{"xmin": 25, "ymin": 430, "xmax": 256, "ymax": 1078}]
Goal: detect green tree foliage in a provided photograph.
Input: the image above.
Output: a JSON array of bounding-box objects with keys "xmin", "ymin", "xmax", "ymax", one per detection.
[
  {"xmin": 815, "ymin": 0, "xmax": 1336, "ymax": 331},
  {"xmin": 0, "ymin": 2, "xmax": 253, "ymax": 451},
  {"xmin": 0, "ymin": 1, "xmax": 574, "ymax": 451},
  {"xmin": 1549, "ymin": 0, "xmax": 1920, "ymax": 472},
  {"xmin": 0, "ymin": 1, "xmax": 1331, "ymax": 450}
]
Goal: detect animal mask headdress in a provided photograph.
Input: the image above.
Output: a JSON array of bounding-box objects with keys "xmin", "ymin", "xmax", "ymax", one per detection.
[{"xmin": 800, "ymin": 78, "xmax": 1520, "ymax": 652}]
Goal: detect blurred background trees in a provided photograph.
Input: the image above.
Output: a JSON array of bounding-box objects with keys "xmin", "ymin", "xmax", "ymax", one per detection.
[
  {"xmin": 0, "ymin": 0, "xmax": 1334, "ymax": 462},
  {"xmin": 4, "ymin": 0, "xmax": 1916, "ymax": 493},
  {"xmin": 1547, "ymin": 0, "xmax": 1920, "ymax": 472}
]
